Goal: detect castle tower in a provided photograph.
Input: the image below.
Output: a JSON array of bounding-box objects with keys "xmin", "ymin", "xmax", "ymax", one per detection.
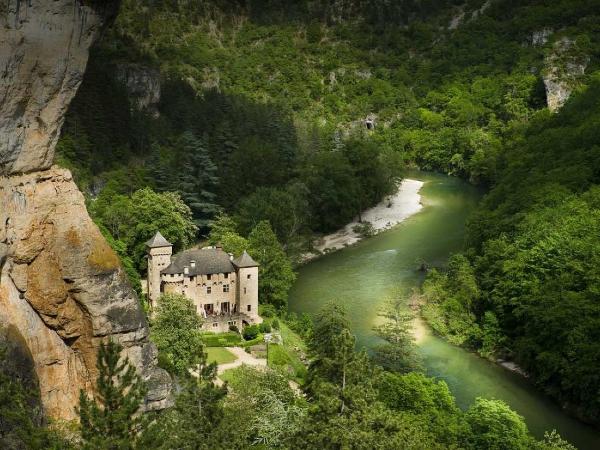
[
  {"xmin": 232, "ymin": 251, "xmax": 260, "ymax": 322},
  {"xmin": 146, "ymin": 231, "xmax": 172, "ymax": 311}
]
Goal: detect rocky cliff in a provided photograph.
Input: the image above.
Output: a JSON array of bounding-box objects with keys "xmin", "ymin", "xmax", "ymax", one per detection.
[
  {"xmin": 0, "ymin": 0, "xmax": 171, "ymax": 421},
  {"xmin": 543, "ymin": 37, "xmax": 589, "ymax": 112}
]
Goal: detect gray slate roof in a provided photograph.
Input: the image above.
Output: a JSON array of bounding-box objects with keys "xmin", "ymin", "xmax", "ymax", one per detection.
[
  {"xmin": 161, "ymin": 247, "xmax": 235, "ymax": 276},
  {"xmin": 146, "ymin": 231, "xmax": 172, "ymax": 248},
  {"xmin": 232, "ymin": 250, "xmax": 259, "ymax": 268}
]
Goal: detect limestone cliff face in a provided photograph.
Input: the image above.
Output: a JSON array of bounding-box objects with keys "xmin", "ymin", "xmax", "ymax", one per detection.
[
  {"xmin": 0, "ymin": 1, "xmax": 119, "ymax": 175},
  {"xmin": 543, "ymin": 37, "xmax": 589, "ymax": 112},
  {"xmin": 115, "ymin": 64, "xmax": 162, "ymax": 118},
  {"xmin": 0, "ymin": 0, "xmax": 171, "ymax": 421}
]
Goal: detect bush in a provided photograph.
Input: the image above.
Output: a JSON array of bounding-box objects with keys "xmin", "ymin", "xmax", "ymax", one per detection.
[
  {"xmin": 259, "ymin": 322, "xmax": 272, "ymax": 333},
  {"xmin": 260, "ymin": 304, "xmax": 277, "ymax": 318},
  {"xmin": 272, "ymin": 319, "xmax": 280, "ymax": 330},
  {"xmin": 201, "ymin": 332, "xmax": 242, "ymax": 347},
  {"xmin": 352, "ymin": 221, "xmax": 375, "ymax": 238},
  {"xmin": 229, "ymin": 325, "xmax": 240, "ymax": 333},
  {"xmin": 243, "ymin": 324, "xmax": 260, "ymax": 341}
]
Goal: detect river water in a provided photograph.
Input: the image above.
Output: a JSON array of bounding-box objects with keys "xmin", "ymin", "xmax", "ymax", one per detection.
[{"xmin": 288, "ymin": 172, "xmax": 600, "ymax": 450}]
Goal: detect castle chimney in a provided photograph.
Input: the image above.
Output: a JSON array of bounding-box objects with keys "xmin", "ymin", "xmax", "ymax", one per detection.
[
  {"xmin": 190, "ymin": 260, "xmax": 196, "ymax": 269},
  {"xmin": 184, "ymin": 266, "xmax": 189, "ymax": 275}
]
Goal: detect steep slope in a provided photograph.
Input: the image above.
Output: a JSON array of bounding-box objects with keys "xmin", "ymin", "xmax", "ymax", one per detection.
[{"xmin": 0, "ymin": 0, "xmax": 171, "ymax": 421}]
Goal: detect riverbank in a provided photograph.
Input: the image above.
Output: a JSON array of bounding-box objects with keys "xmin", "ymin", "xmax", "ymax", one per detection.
[
  {"xmin": 300, "ymin": 179, "xmax": 424, "ymax": 263},
  {"xmin": 289, "ymin": 172, "xmax": 600, "ymax": 449}
]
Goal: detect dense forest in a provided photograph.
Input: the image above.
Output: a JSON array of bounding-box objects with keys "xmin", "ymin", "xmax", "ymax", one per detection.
[{"xmin": 24, "ymin": 0, "xmax": 599, "ymax": 447}]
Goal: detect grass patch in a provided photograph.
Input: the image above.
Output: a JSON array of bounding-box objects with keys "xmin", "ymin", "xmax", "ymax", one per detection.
[
  {"xmin": 206, "ymin": 347, "xmax": 237, "ymax": 365},
  {"xmin": 219, "ymin": 366, "xmax": 244, "ymax": 384},
  {"xmin": 265, "ymin": 322, "xmax": 308, "ymax": 383},
  {"xmin": 201, "ymin": 332, "xmax": 242, "ymax": 347}
]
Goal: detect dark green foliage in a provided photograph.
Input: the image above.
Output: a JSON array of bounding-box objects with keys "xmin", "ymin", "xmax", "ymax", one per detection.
[
  {"xmin": 423, "ymin": 79, "xmax": 600, "ymax": 423},
  {"xmin": 0, "ymin": 337, "xmax": 71, "ymax": 449},
  {"xmin": 243, "ymin": 324, "xmax": 260, "ymax": 341},
  {"xmin": 248, "ymin": 221, "xmax": 297, "ymax": 309},
  {"xmin": 78, "ymin": 341, "xmax": 147, "ymax": 450},
  {"xmin": 141, "ymin": 367, "xmax": 228, "ymax": 449},
  {"xmin": 172, "ymin": 132, "xmax": 220, "ymax": 231},
  {"xmin": 259, "ymin": 322, "xmax": 272, "ymax": 333}
]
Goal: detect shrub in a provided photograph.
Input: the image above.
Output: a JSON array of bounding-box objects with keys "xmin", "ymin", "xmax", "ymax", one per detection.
[
  {"xmin": 272, "ymin": 319, "xmax": 280, "ymax": 330},
  {"xmin": 259, "ymin": 322, "xmax": 272, "ymax": 333},
  {"xmin": 229, "ymin": 325, "xmax": 240, "ymax": 333},
  {"xmin": 260, "ymin": 304, "xmax": 277, "ymax": 318},
  {"xmin": 243, "ymin": 324, "xmax": 260, "ymax": 341},
  {"xmin": 352, "ymin": 221, "xmax": 375, "ymax": 238}
]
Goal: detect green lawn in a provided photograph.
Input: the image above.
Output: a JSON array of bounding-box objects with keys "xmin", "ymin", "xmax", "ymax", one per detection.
[
  {"xmin": 219, "ymin": 366, "xmax": 243, "ymax": 384},
  {"xmin": 201, "ymin": 332, "xmax": 242, "ymax": 347},
  {"xmin": 206, "ymin": 347, "xmax": 237, "ymax": 365}
]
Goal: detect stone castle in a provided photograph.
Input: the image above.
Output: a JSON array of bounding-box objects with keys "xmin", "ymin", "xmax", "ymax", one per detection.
[{"xmin": 146, "ymin": 232, "xmax": 262, "ymax": 332}]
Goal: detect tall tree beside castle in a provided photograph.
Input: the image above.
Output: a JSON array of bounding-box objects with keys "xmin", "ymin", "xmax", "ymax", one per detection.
[{"xmin": 176, "ymin": 131, "xmax": 220, "ymax": 231}]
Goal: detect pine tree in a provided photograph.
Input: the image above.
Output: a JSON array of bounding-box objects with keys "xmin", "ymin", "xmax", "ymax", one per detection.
[
  {"xmin": 176, "ymin": 131, "xmax": 220, "ymax": 231},
  {"xmin": 78, "ymin": 340, "xmax": 147, "ymax": 450},
  {"xmin": 148, "ymin": 142, "xmax": 170, "ymax": 192},
  {"xmin": 372, "ymin": 292, "xmax": 422, "ymax": 373}
]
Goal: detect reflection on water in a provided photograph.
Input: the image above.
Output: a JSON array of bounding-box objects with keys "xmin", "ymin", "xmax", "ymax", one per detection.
[{"xmin": 289, "ymin": 172, "xmax": 600, "ymax": 450}]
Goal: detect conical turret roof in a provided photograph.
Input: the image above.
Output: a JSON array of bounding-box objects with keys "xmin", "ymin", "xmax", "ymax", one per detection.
[
  {"xmin": 145, "ymin": 231, "xmax": 172, "ymax": 248},
  {"xmin": 232, "ymin": 250, "xmax": 259, "ymax": 268}
]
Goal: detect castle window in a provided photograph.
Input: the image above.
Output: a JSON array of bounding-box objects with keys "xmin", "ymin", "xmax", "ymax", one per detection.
[
  {"xmin": 247, "ymin": 274, "xmax": 251, "ymax": 279},
  {"xmin": 207, "ymin": 274, "xmax": 212, "ymax": 281},
  {"xmin": 207, "ymin": 286, "xmax": 212, "ymax": 294},
  {"xmin": 244, "ymin": 287, "xmax": 247, "ymax": 295},
  {"xmin": 224, "ymin": 273, "xmax": 229, "ymax": 279},
  {"xmin": 213, "ymin": 323, "xmax": 218, "ymax": 328},
  {"xmin": 223, "ymin": 284, "xmax": 230, "ymax": 293},
  {"xmin": 247, "ymin": 305, "xmax": 251, "ymax": 312}
]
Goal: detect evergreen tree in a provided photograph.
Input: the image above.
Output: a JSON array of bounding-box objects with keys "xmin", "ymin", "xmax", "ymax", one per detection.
[
  {"xmin": 248, "ymin": 220, "xmax": 296, "ymax": 309},
  {"xmin": 78, "ymin": 341, "xmax": 147, "ymax": 450},
  {"xmin": 147, "ymin": 142, "xmax": 170, "ymax": 192},
  {"xmin": 140, "ymin": 360, "xmax": 228, "ymax": 449},
  {"xmin": 372, "ymin": 292, "xmax": 423, "ymax": 373},
  {"xmin": 176, "ymin": 131, "xmax": 220, "ymax": 231}
]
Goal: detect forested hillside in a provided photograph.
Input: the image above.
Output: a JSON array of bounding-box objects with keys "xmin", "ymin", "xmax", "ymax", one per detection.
[{"xmin": 55, "ymin": 0, "xmax": 600, "ymax": 429}]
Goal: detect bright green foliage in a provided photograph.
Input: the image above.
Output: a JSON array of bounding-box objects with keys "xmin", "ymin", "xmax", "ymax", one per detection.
[
  {"xmin": 150, "ymin": 293, "xmax": 205, "ymax": 375},
  {"xmin": 421, "ymin": 254, "xmax": 481, "ymax": 347},
  {"xmin": 464, "ymin": 398, "xmax": 533, "ymax": 450},
  {"xmin": 377, "ymin": 371, "xmax": 466, "ymax": 446},
  {"xmin": 372, "ymin": 292, "xmax": 422, "ymax": 373},
  {"xmin": 97, "ymin": 224, "xmax": 144, "ymax": 301},
  {"xmin": 248, "ymin": 221, "xmax": 296, "ymax": 309},
  {"xmin": 91, "ymin": 187, "xmax": 197, "ymax": 270},
  {"xmin": 78, "ymin": 341, "xmax": 147, "ymax": 450},
  {"xmin": 222, "ymin": 365, "xmax": 305, "ymax": 448}
]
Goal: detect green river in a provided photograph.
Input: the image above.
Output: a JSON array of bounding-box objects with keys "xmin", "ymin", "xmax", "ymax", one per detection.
[{"xmin": 288, "ymin": 172, "xmax": 600, "ymax": 450}]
